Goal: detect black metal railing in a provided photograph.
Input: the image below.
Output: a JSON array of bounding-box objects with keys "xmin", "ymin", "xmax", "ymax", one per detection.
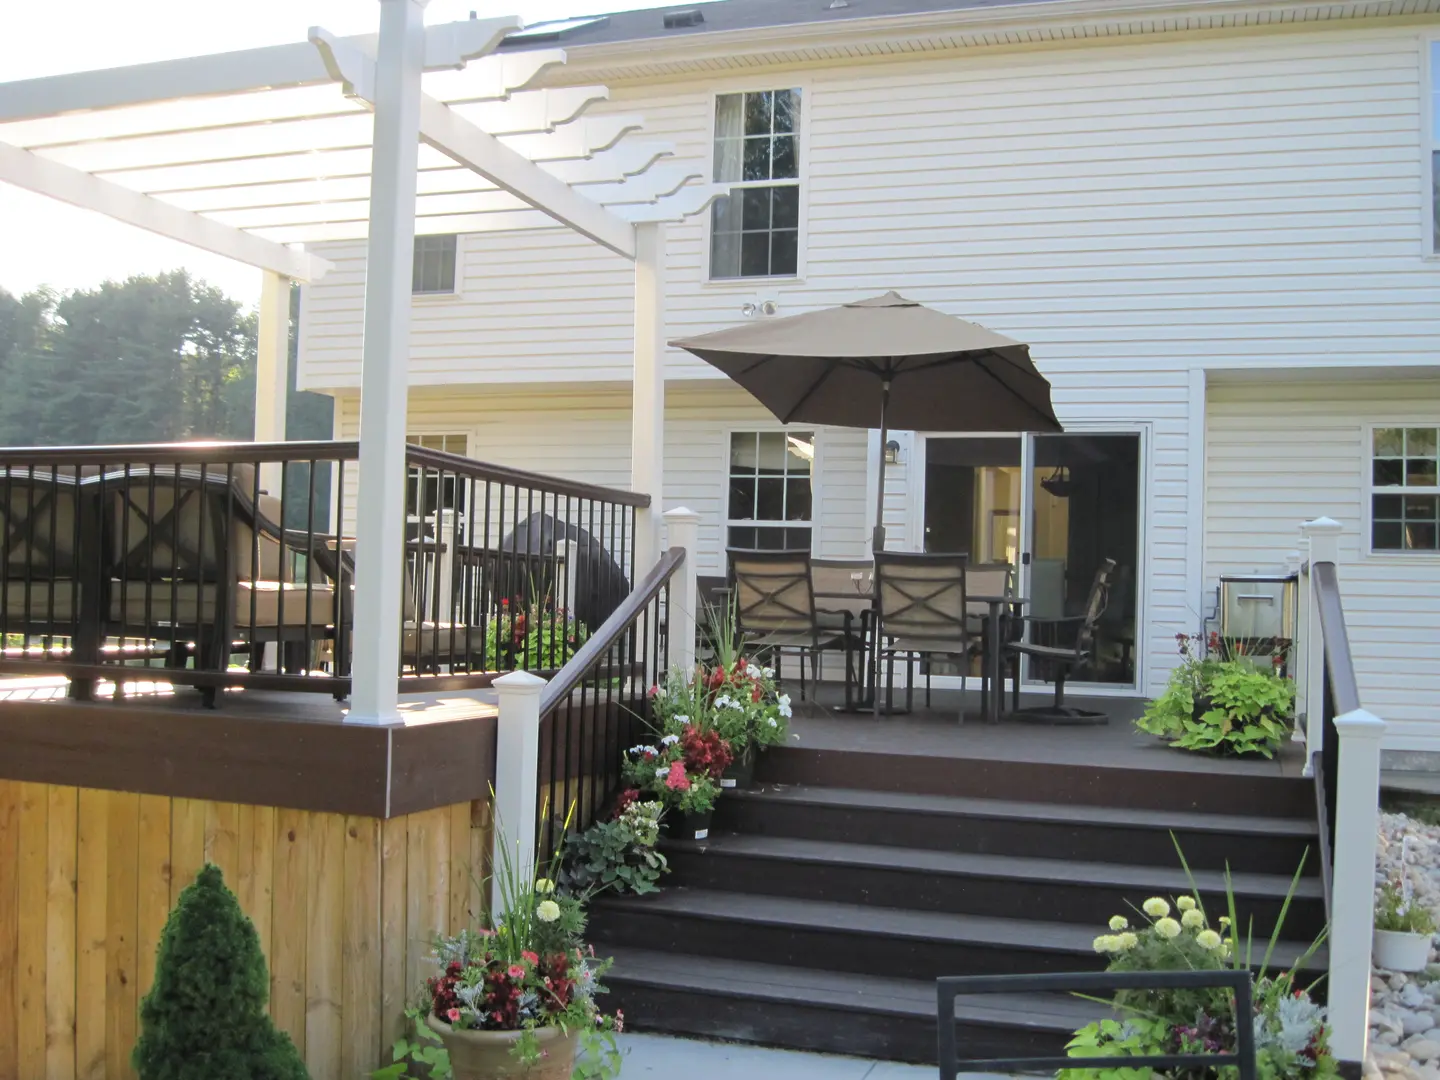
[
  {"xmin": 1310, "ymin": 558, "xmax": 1359, "ymax": 919},
  {"xmin": 534, "ymin": 546, "xmax": 682, "ymax": 859},
  {"xmin": 937, "ymin": 969, "xmax": 1257, "ymax": 1080},
  {"xmin": 0, "ymin": 440, "xmax": 647, "ymax": 703}
]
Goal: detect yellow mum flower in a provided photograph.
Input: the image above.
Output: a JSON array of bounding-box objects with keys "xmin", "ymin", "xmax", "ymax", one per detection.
[
  {"xmin": 1093, "ymin": 935, "xmax": 1117, "ymax": 953},
  {"xmin": 1219, "ymin": 916, "xmax": 1231, "ymax": 928},
  {"xmin": 1117, "ymin": 932, "xmax": 1139, "ymax": 951},
  {"xmin": 1196, "ymin": 929, "xmax": 1223, "ymax": 951},
  {"xmin": 1181, "ymin": 908, "xmax": 1206, "ymax": 930},
  {"xmin": 1142, "ymin": 897, "xmax": 1170, "ymax": 918},
  {"xmin": 1154, "ymin": 917, "xmax": 1182, "ymax": 939},
  {"xmin": 535, "ymin": 899, "xmax": 561, "ymax": 923},
  {"xmin": 1176, "ymin": 896, "xmax": 1197, "ymax": 912},
  {"xmin": 1109, "ymin": 915, "xmax": 1129, "ymax": 931},
  {"xmin": 535, "ymin": 878, "xmax": 556, "ymax": 894}
]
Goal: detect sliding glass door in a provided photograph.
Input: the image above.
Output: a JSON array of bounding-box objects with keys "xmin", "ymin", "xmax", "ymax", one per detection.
[{"xmin": 919, "ymin": 430, "xmax": 1142, "ymax": 690}]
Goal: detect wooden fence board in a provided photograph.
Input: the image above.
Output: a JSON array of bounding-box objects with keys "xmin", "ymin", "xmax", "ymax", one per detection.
[
  {"xmin": 45, "ymin": 786, "xmax": 78, "ymax": 1080},
  {"xmin": 135, "ymin": 795, "xmax": 172, "ymax": 1009},
  {"xmin": 104, "ymin": 792, "xmax": 139, "ymax": 1080},
  {"xmin": 305, "ymin": 813, "xmax": 344, "ymax": 1080},
  {"xmin": 204, "ymin": 801, "xmax": 241, "ymax": 884},
  {"xmin": 17, "ymin": 783, "xmax": 48, "ymax": 1080},
  {"xmin": 0, "ymin": 781, "xmax": 21, "ymax": 1080},
  {"xmin": 75, "ymin": 789, "xmax": 108, "ymax": 1080},
  {"xmin": 271, "ymin": 808, "xmax": 309, "ymax": 1057},
  {"xmin": 379, "ymin": 815, "xmax": 408, "ymax": 1056},
  {"xmin": 342, "ymin": 816, "xmax": 383, "ymax": 1080},
  {"xmin": 168, "ymin": 799, "xmax": 205, "ymax": 907},
  {"xmin": 249, "ymin": 805, "xmax": 276, "ymax": 964}
]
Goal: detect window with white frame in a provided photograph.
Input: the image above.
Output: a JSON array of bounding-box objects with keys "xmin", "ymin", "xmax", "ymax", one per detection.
[
  {"xmin": 412, "ymin": 234, "xmax": 457, "ymax": 294},
  {"xmin": 1370, "ymin": 426, "xmax": 1439, "ymax": 552},
  {"xmin": 406, "ymin": 432, "xmax": 468, "ymax": 515},
  {"xmin": 1432, "ymin": 42, "xmax": 1440, "ymax": 252},
  {"xmin": 710, "ymin": 89, "xmax": 801, "ymax": 280},
  {"xmin": 727, "ymin": 431, "xmax": 814, "ymax": 550}
]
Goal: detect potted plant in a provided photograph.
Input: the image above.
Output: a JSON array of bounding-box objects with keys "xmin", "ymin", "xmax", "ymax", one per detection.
[
  {"xmin": 418, "ymin": 815, "xmax": 622, "ymax": 1080},
  {"xmin": 485, "ymin": 595, "xmax": 588, "ymax": 671},
  {"xmin": 1136, "ymin": 632, "xmax": 1294, "ymax": 758},
  {"xmin": 558, "ymin": 794, "xmax": 668, "ymax": 897},
  {"xmin": 1374, "ymin": 878, "xmax": 1435, "ymax": 972},
  {"xmin": 622, "ymin": 717, "xmax": 728, "ymax": 841}
]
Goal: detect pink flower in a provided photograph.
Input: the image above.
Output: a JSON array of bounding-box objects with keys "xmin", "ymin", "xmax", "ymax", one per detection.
[
  {"xmin": 522, "ymin": 950, "xmax": 539, "ymax": 965},
  {"xmin": 664, "ymin": 760, "xmax": 691, "ymax": 791},
  {"xmin": 447, "ymin": 1008, "xmax": 461, "ymax": 1023},
  {"xmin": 508, "ymin": 964, "xmax": 525, "ymax": 979}
]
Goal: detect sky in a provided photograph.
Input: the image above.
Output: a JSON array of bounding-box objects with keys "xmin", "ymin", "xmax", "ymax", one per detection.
[{"xmin": 0, "ymin": 0, "xmax": 673, "ymax": 307}]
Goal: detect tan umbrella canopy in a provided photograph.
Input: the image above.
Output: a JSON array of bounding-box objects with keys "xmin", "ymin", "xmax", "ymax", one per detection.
[{"xmin": 671, "ymin": 291, "xmax": 1061, "ymax": 548}]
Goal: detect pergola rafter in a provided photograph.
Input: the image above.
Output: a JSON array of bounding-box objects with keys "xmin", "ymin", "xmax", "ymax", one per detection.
[{"xmin": 0, "ymin": 0, "xmax": 720, "ymax": 723}]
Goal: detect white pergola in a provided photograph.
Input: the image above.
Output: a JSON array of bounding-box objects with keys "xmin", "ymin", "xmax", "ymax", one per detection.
[{"xmin": 0, "ymin": 0, "xmax": 720, "ymax": 723}]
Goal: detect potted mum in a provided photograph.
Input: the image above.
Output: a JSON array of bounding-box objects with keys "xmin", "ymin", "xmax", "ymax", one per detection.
[
  {"xmin": 621, "ymin": 711, "xmax": 729, "ymax": 841},
  {"xmin": 1374, "ymin": 877, "xmax": 1435, "ymax": 972},
  {"xmin": 421, "ymin": 824, "xmax": 621, "ymax": 1080}
]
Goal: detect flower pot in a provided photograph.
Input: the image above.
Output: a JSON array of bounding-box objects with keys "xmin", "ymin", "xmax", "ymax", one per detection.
[
  {"xmin": 661, "ymin": 808, "xmax": 713, "ymax": 842},
  {"xmin": 720, "ymin": 752, "xmax": 756, "ymax": 790},
  {"xmin": 427, "ymin": 1014, "xmax": 579, "ymax": 1080},
  {"xmin": 1374, "ymin": 929, "xmax": 1433, "ymax": 973}
]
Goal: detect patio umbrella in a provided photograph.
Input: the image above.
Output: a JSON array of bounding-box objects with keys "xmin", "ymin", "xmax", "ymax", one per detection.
[{"xmin": 670, "ymin": 291, "xmax": 1062, "ymax": 549}]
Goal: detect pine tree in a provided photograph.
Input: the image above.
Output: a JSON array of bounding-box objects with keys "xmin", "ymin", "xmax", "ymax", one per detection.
[{"xmin": 132, "ymin": 864, "xmax": 310, "ymax": 1080}]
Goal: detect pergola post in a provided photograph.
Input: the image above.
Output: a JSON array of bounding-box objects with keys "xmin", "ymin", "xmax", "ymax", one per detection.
[
  {"xmin": 348, "ymin": 0, "xmax": 428, "ymax": 725},
  {"xmin": 631, "ymin": 221, "xmax": 665, "ymax": 575},
  {"xmin": 255, "ymin": 269, "xmax": 290, "ymax": 495}
]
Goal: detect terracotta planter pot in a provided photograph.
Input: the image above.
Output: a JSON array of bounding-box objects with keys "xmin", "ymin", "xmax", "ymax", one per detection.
[
  {"xmin": 427, "ymin": 1014, "xmax": 579, "ymax": 1080},
  {"xmin": 1374, "ymin": 929, "xmax": 1433, "ymax": 973},
  {"xmin": 720, "ymin": 751, "xmax": 755, "ymax": 790},
  {"xmin": 660, "ymin": 808, "xmax": 713, "ymax": 842}
]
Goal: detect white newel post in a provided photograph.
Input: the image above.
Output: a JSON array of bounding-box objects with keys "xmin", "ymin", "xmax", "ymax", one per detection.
[
  {"xmin": 1300, "ymin": 517, "xmax": 1343, "ymax": 756},
  {"xmin": 556, "ymin": 539, "xmax": 579, "ymax": 617},
  {"xmin": 348, "ymin": 0, "xmax": 426, "ymax": 724},
  {"xmin": 436, "ymin": 508, "xmax": 457, "ymax": 624},
  {"xmin": 492, "ymin": 670, "xmax": 547, "ymax": 919},
  {"xmin": 1330, "ymin": 708, "xmax": 1386, "ymax": 1069},
  {"xmin": 255, "ymin": 269, "xmax": 291, "ymax": 496},
  {"xmin": 630, "ymin": 221, "xmax": 666, "ymax": 575},
  {"xmin": 664, "ymin": 506, "xmax": 700, "ymax": 675}
]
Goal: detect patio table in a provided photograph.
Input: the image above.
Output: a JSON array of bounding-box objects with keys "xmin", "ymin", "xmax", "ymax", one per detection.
[{"xmin": 970, "ymin": 594, "xmax": 1028, "ymax": 724}]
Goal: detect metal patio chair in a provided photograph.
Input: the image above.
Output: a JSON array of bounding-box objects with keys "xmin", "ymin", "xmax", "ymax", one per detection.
[
  {"xmin": 728, "ymin": 548, "xmax": 846, "ymax": 701},
  {"xmin": 873, "ymin": 551, "xmax": 975, "ymax": 722},
  {"xmin": 1005, "ymin": 557, "xmax": 1117, "ymax": 724}
]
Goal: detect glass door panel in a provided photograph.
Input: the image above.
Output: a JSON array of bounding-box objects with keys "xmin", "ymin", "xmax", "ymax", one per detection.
[{"xmin": 1024, "ymin": 433, "xmax": 1141, "ymax": 688}]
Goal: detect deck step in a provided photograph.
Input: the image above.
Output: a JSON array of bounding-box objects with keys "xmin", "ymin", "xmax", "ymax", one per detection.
[
  {"xmin": 716, "ymin": 784, "xmax": 1319, "ymax": 873},
  {"xmin": 590, "ymin": 889, "xmax": 1323, "ymax": 985},
  {"xmin": 603, "ymin": 944, "xmax": 1103, "ymax": 1065},
  {"xmin": 758, "ymin": 744, "xmax": 1315, "ymax": 817},
  {"xmin": 663, "ymin": 831, "xmax": 1326, "ymax": 938}
]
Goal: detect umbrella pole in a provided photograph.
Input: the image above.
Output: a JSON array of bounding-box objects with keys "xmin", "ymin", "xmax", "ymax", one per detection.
[{"xmin": 873, "ymin": 379, "xmax": 890, "ymax": 553}]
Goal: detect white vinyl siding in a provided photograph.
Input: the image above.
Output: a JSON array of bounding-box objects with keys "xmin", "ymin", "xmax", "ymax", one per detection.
[
  {"xmin": 335, "ymin": 384, "xmax": 868, "ymax": 577},
  {"xmin": 1204, "ymin": 379, "xmax": 1440, "ymax": 741}
]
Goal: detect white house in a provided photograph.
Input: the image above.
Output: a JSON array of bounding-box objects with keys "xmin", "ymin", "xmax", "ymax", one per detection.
[{"xmin": 297, "ymin": 0, "xmax": 1440, "ymax": 746}]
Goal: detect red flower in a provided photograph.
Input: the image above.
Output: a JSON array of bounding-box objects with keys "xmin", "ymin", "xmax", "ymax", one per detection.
[
  {"xmin": 752, "ymin": 683, "xmax": 763, "ymax": 703},
  {"xmin": 501, "ymin": 597, "xmax": 509, "ymax": 607},
  {"xmin": 665, "ymin": 760, "xmax": 691, "ymax": 791},
  {"xmin": 1272, "ymin": 655, "xmax": 1285, "ymax": 668},
  {"xmin": 708, "ymin": 666, "xmax": 726, "ymax": 690},
  {"xmin": 522, "ymin": 950, "xmax": 539, "ymax": 965},
  {"xmin": 680, "ymin": 724, "xmax": 733, "ymax": 779},
  {"xmin": 735, "ymin": 656, "xmax": 747, "ymax": 672},
  {"xmin": 612, "ymin": 788, "xmax": 641, "ymax": 818},
  {"xmin": 508, "ymin": 964, "xmax": 525, "ymax": 979},
  {"xmin": 648, "ymin": 684, "xmax": 661, "ymax": 698},
  {"xmin": 616, "ymin": 1009, "xmax": 625, "ymax": 1033}
]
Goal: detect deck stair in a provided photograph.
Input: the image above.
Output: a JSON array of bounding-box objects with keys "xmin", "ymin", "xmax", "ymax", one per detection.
[{"xmin": 589, "ymin": 739, "xmax": 1323, "ymax": 1064}]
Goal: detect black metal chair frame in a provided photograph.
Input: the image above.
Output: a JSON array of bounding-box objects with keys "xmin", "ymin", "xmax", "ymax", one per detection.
[
  {"xmin": 1005, "ymin": 557, "xmax": 1117, "ymax": 724},
  {"xmin": 937, "ymin": 968, "xmax": 1257, "ymax": 1080},
  {"xmin": 872, "ymin": 551, "xmax": 974, "ymax": 722},
  {"xmin": 727, "ymin": 548, "xmax": 847, "ymax": 701}
]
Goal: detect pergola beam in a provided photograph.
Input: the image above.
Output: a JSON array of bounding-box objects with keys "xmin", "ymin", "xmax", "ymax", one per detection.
[{"xmin": 0, "ymin": 140, "xmax": 330, "ymax": 281}]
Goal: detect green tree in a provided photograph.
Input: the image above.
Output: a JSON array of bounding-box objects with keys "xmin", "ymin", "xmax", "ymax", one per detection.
[{"xmin": 133, "ymin": 864, "xmax": 309, "ymax": 1080}]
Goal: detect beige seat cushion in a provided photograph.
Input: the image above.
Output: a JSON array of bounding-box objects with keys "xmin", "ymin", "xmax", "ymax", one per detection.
[
  {"xmin": 109, "ymin": 580, "xmax": 336, "ymax": 629},
  {"xmin": 2, "ymin": 580, "xmax": 79, "ymax": 621},
  {"xmin": 401, "ymin": 622, "xmax": 488, "ymax": 662},
  {"xmin": 885, "ymin": 635, "xmax": 973, "ymax": 657}
]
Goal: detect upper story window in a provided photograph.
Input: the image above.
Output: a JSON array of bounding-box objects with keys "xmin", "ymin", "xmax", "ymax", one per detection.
[
  {"xmin": 406, "ymin": 432, "xmax": 468, "ymax": 515},
  {"xmin": 1432, "ymin": 43, "xmax": 1440, "ymax": 252},
  {"xmin": 413, "ymin": 234, "xmax": 457, "ymax": 295},
  {"xmin": 1370, "ymin": 426, "xmax": 1438, "ymax": 552},
  {"xmin": 710, "ymin": 89, "xmax": 801, "ymax": 280},
  {"xmin": 727, "ymin": 430, "xmax": 814, "ymax": 550}
]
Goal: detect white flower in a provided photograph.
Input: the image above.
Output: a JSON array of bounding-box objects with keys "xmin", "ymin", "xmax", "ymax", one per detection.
[
  {"xmin": 1108, "ymin": 915, "xmax": 1128, "ymax": 931},
  {"xmin": 655, "ymin": 767, "xmax": 668, "ymax": 778},
  {"xmin": 1180, "ymin": 908, "xmax": 1206, "ymax": 930},
  {"xmin": 1116, "ymin": 932, "xmax": 1138, "ymax": 951},
  {"xmin": 777, "ymin": 694, "xmax": 792, "ymax": 719},
  {"xmin": 762, "ymin": 667, "xmax": 775, "ymax": 678},
  {"xmin": 713, "ymin": 694, "xmax": 738, "ymax": 710},
  {"xmin": 536, "ymin": 899, "xmax": 561, "ymax": 923},
  {"xmin": 1196, "ymin": 929, "xmax": 1223, "ymax": 950},
  {"xmin": 767, "ymin": 718, "xmax": 778, "ymax": 727},
  {"xmin": 628, "ymin": 744, "xmax": 656, "ymax": 756},
  {"xmin": 1093, "ymin": 935, "xmax": 1119, "ymax": 953},
  {"xmin": 535, "ymin": 878, "xmax": 555, "ymax": 894},
  {"xmin": 659, "ymin": 734, "xmax": 680, "ymax": 746},
  {"xmin": 1176, "ymin": 895, "xmax": 1197, "ymax": 912},
  {"xmin": 1142, "ymin": 897, "xmax": 1170, "ymax": 918},
  {"xmin": 1154, "ymin": 917, "xmax": 1182, "ymax": 940}
]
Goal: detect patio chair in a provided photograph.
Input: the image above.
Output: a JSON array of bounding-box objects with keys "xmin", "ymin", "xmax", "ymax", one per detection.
[
  {"xmin": 873, "ymin": 551, "xmax": 975, "ymax": 723},
  {"xmin": 727, "ymin": 548, "xmax": 847, "ymax": 701},
  {"xmin": 1005, "ymin": 557, "xmax": 1117, "ymax": 725},
  {"xmin": 810, "ymin": 558, "xmax": 873, "ymax": 708},
  {"xmin": 0, "ymin": 466, "xmax": 89, "ymax": 650},
  {"xmin": 96, "ymin": 465, "xmax": 339, "ymax": 697}
]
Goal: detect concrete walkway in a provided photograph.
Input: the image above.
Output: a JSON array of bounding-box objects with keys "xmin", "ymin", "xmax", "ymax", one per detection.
[{"xmin": 617, "ymin": 1033, "xmax": 995, "ymax": 1078}]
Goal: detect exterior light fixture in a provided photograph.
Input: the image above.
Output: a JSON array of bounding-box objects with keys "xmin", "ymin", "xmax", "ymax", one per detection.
[{"xmin": 884, "ymin": 440, "xmax": 902, "ymax": 465}]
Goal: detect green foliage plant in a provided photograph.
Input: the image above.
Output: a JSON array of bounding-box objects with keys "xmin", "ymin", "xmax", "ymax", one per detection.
[
  {"xmin": 558, "ymin": 797, "xmax": 668, "ymax": 897},
  {"xmin": 484, "ymin": 594, "xmax": 589, "ymax": 671},
  {"xmin": 1375, "ymin": 879, "xmax": 1437, "ymax": 934},
  {"xmin": 132, "ymin": 864, "xmax": 309, "ymax": 1080},
  {"xmin": 1138, "ymin": 632, "xmax": 1294, "ymax": 758}
]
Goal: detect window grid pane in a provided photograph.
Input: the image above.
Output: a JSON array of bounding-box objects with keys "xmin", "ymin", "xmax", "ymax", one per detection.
[
  {"xmin": 412, "ymin": 234, "xmax": 457, "ymax": 294},
  {"xmin": 727, "ymin": 431, "xmax": 814, "ymax": 548},
  {"xmin": 711, "ymin": 87, "xmax": 801, "ymax": 280},
  {"xmin": 1372, "ymin": 425, "xmax": 1439, "ymax": 552}
]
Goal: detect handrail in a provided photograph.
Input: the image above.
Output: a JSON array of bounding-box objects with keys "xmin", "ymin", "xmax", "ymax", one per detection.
[
  {"xmin": 0, "ymin": 439, "xmax": 359, "ymax": 465},
  {"xmin": 539, "ymin": 546, "xmax": 684, "ymax": 717},
  {"xmin": 405, "ymin": 444, "xmax": 651, "ymax": 508},
  {"xmin": 1312, "ymin": 561, "xmax": 1361, "ymax": 716}
]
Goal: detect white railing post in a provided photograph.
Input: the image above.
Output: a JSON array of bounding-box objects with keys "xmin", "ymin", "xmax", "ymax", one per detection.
[
  {"xmin": 630, "ymin": 222, "xmax": 666, "ymax": 575},
  {"xmin": 555, "ymin": 538, "xmax": 579, "ymax": 618},
  {"xmin": 255, "ymin": 269, "xmax": 290, "ymax": 497},
  {"xmin": 1330, "ymin": 707, "xmax": 1386, "ymax": 1069},
  {"xmin": 491, "ymin": 670, "xmax": 546, "ymax": 920},
  {"xmin": 664, "ymin": 506, "xmax": 700, "ymax": 675},
  {"xmin": 436, "ymin": 507, "xmax": 457, "ymax": 624},
  {"xmin": 1299, "ymin": 517, "xmax": 1343, "ymax": 758}
]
